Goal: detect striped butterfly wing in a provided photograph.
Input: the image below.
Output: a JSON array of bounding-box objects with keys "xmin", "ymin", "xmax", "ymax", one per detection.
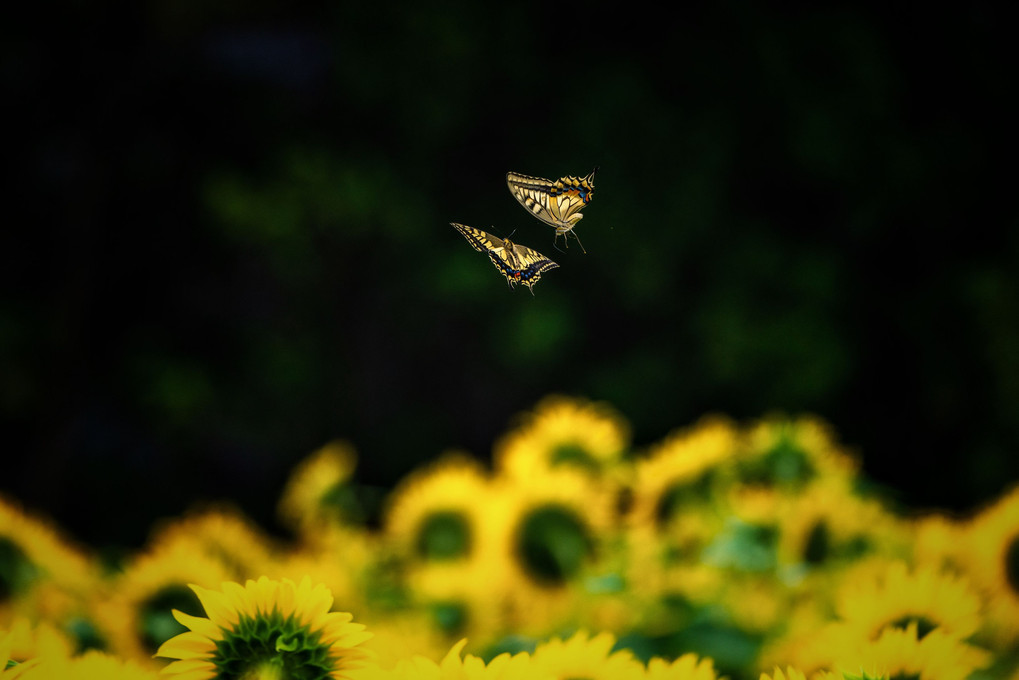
[
  {"xmin": 451, "ymin": 221, "xmax": 504, "ymax": 254},
  {"xmin": 498, "ymin": 240, "xmax": 559, "ymax": 294},
  {"xmin": 451, "ymin": 222, "xmax": 558, "ymax": 293},
  {"xmin": 506, "ymin": 167, "xmax": 598, "ymax": 248}
]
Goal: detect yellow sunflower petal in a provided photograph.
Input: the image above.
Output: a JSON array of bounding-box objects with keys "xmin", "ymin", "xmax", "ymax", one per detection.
[
  {"xmin": 191, "ymin": 583, "xmax": 238, "ymax": 628},
  {"xmin": 155, "ymin": 631, "xmax": 215, "ymax": 659},
  {"xmin": 172, "ymin": 610, "xmax": 222, "ymax": 639}
]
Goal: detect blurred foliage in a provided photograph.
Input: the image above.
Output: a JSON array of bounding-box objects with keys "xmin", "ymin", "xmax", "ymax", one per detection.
[{"xmin": 2, "ymin": 3, "xmax": 1017, "ymax": 547}]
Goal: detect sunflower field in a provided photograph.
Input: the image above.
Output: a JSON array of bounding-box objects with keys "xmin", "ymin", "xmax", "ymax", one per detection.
[{"xmin": 2, "ymin": 395, "xmax": 1018, "ymax": 679}]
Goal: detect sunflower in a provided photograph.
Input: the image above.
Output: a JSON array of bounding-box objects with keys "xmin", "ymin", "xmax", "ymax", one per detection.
[
  {"xmin": 830, "ymin": 623, "xmax": 991, "ymax": 680},
  {"xmin": 624, "ymin": 520, "xmax": 725, "ymax": 618},
  {"xmin": 833, "ymin": 560, "xmax": 983, "ymax": 642},
  {"xmin": 758, "ymin": 669, "xmax": 807, "ymax": 680},
  {"xmin": 351, "ymin": 639, "xmax": 534, "ymax": 680},
  {"xmin": 19, "ymin": 650, "xmax": 160, "ymax": 680},
  {"xmin": 717, "ymin": 573, "xmax": 789, "ymax": 634},
  {"xmin": 627, "ymin": 416, "xmax": 739, "ymax": 532},
  {"xmin": 774, "ymin": 479, "xmax": 906, "ymax": 579},
  {"xmin": 0, "ymin": 496, "xmax": 98, "ymax": 626},
  {"xmin": 405, "ymin": 560, "xmax": 505, "ymax": 649},
  {"xmin": 962, "ymin": 484, "xmax": 1019, "ymax": 645},
  {"xmin": 738, "ymin": 415, "xmax": 858, "ymax": 490},
  {"xmin": 157, "ymin": 576, "xmax": 371, "ymax": 680},
  {"xmin": 277, "ymin": 441, "xmax": 361, "ymax": 535},
  {"xmin": 270, "ymin": 525, "xmax": 374, "ymax": 616},
  {"xmin": 911, "ymin": 512, "xmax": 967, "ymax": 576},
  {"xmin": 383, "ymin": 454, "xmax": 493, "ymax": 564},
  {"xmin": 644, "ymin": 653, "xmax": 721, "ymax": 680},
  {"xmin": 96, "ymin": 541, "xmax": 234, "ymax": 665},
  {"xmin": 354, "ymin": 612, "xmax": 448, "ymax": 671},
  {"xmin": 493, "ymin": 395, "xmax": 630, "ymax": 482},
  {"xmin": 0, "ymin": 618, "xmax": 72, "ymax": 664},
  {"xmin": 756, "ymin": 604, "xmax": 844, "ymax": 677},
  {"xmin": 148, "ymin": 506, "xmax": 278, "ymax": 581},
  {"xmin": 759, "ymin": 669, "xmax": 841, "ymax": 680},
  {"xmin": 0, "ymin": 627, "xmax": 40, "ymax": 680},
  {"xmin": 530, "ymin": 631, "xmax": 644, "ymax": 680},
  {"xmin": 489, "ymin": 469, "xmax": 616, "ymax": 631}
]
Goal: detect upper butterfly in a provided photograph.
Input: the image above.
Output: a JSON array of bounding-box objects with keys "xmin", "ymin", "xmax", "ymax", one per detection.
[
  {"xmin": 506, "ymin": 166, "xmax": 598, "ymax": 253},
  {"xmin": 451, "ymin": 222, "xmax": 559, "ymax": 294}
]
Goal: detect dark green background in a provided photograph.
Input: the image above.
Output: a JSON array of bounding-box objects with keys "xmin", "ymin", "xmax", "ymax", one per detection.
[{"xmin": 3, "ymin": 4, "xmax": 1017, "ymax": 549}]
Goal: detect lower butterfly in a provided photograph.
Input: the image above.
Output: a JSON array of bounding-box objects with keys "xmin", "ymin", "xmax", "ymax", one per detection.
[
  {"xmin": 451, "ymin": 222, "xmax": 559, "ymax": 294},
  {"xmin": 506, "ymin": 167, "xmax": 598, "ymax": 253}
]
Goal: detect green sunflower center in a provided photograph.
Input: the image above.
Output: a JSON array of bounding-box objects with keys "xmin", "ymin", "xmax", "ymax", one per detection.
[
  {"xmin": 803, "ymin": 520, "xmax": 830, "ymax": 565},
  {"xmin": 214, "ymin": 611, "xmax": 336, "ymax": 680},
  {"xmin": 802, "ymin": 521, "xmax": 869, "ymax": 565},
  {"xmin": 516, "ymin": 504, "xmax": 592, "ymax": 586},
  {"xmin": 416, "ymin": 511, "xmax": 471, "ymax": 560},
  {"xmin": 321, "ymin": 482, "xmax": 364, "ymax": 524},
  {"xmin": 142, "ymin": 584, "xmax": 204, "ymax": 652},
  {"xmin": 1005, "ymin": 533, "xmax": 1019, "ymax": 595},
  {"xmin": 744, "ymin": 434, "xmax": 815, "ymax": 487},
  {"xmin": 655, "ymin": 471, "xmax": 715, "ymax": 525},
  {"xmin": 66, "ymin": 615, "xmax": 108, "ymax": 653},
  {"xmin": 887, "ymin": 615, "xmax": 938, "ymax": 639},
  {"xmin": 550, "ymin": 442, "xmax": 599, "ymax": 472},
  {"xmin": 430, "ymin": 601, "xmax": 467, "ymax": 635},
  {"xmin": 0, "ymin": 537, "xmax": 40, "ymax": 602}
]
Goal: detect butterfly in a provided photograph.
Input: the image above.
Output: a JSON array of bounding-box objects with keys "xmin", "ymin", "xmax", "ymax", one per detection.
[
  {"xmin": 451, "ymin": 222, "xmax": 559, "ymax": 294},
  {"xmin": 506, "ymin": 167, "xmax": 598, "ymax": 253}
]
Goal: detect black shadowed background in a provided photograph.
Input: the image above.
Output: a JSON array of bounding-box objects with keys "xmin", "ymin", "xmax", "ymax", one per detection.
[{"xmin": 3, "ymin": 3, "xmax": 1017, "ymax": 550}]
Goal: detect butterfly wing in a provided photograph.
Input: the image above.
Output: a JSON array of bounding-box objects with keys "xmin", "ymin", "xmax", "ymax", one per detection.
[
  {"xmin": 506, "ymin": 168, "xmax": 598, "ymax": 253},
  {"xmin": 506, "ymin": 171, "xmax": 564, "ymax": 231},
  {"xmin": 451, "ymin": 221, "xmax": 505, "ymax": 253},
  {"xmin": 504, "ymin": 240, "xmax": 559, "ymax": 293},
  {"xmin": 451, "ymin": 222, "xmax": 557, "ymax": 292}
]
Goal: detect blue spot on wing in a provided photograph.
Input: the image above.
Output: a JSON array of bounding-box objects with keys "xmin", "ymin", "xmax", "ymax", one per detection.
[{"xmin": 486, "ymin": 251, "xmax": 555, "ymax": 284}]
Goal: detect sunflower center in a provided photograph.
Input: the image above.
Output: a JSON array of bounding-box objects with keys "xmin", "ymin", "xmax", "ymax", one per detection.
[
  {"xmin": 0, "ymin": 537, "xmax": 39, "ymax": 602},
  {"xmin": 430, "ymin": 601, "xmax": 467, "ymax": 634},
  {"xmin": 803, "ymin": 520, "xmax": 830, "ymax": 564},
  {"xmin": 550, "ymin": 442, "xmax": 599, "ymax": 472},
  {"xmin": 744, "ymin": 435, "xmax": 815, "ymax": 487},
  {"xmin": 1005, "ymin": 533, "xmax": 1019, "ymax": 595},
  {"xmin": 655, "ymin": 472, "xmax": 715, "ymax": 526},
  {"xmin": 887, "ymin": 615, "xmax": 938, "ymax": 639},
  {"xmin": 241, "ymin": 661, "xmax": 285, "ymax": 680},
  {"xmin": 516, "ymin": 505, "xmax": 592, "ymax": 586},
  {"xmin": 416, "ymin": 511, "xmax": 471, "ymax": 560},
  {"xmin": 802, "ymin": 522, "xmax": 871, "ymax": 566},
  {"xmin": 66, "ymin": 615, "xmax": 108, "ymax": 653},
  {"xmin": 321, "ymin": 482, "xmax": 364, "ymax": 524},
  {"xmin": 142, "ymin": 584, "xmax": 204, "ymax": 652},
  {"xmin": 888, "ymin": 674, "xmax": 921, "ymax": 680},
  {"xmin": 216, "ymin": 612, "xmax": 334, "ymax": 680}
]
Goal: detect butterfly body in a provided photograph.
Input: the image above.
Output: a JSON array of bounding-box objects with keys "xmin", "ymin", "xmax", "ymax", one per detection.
[
  {"xmin": 451, "ymin": 222, "xmax": 558, "ymax": 294},
  {"xmin": 506, "ymin": 167, "xmax": 598, "ymax": 251}
]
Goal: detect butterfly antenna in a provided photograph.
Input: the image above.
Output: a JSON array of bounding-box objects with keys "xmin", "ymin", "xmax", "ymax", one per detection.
[{"xmin": 572, "ymin": 230, "xmax": 587, "ymax": 254}]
